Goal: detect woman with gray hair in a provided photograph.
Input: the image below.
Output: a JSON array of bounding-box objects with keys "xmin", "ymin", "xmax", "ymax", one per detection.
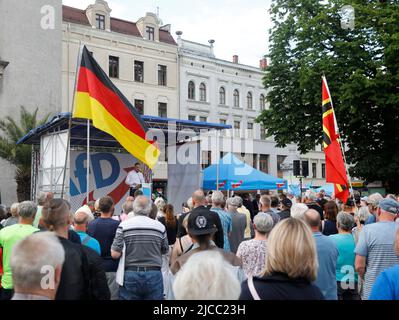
[
  {"xmin": 173, "ymin": 250, "xmax": 241, "ymax": 300},
  {"xmin": 329, "ymin": 212, "xmax": 359, "ymax": 300},
  {"xmin": 236, "ymin": 212, "xmax": 274, "ymax": 277},
  {"xmin": 352, "ymin": 206, "xmax": 370, "ymax": 244}
]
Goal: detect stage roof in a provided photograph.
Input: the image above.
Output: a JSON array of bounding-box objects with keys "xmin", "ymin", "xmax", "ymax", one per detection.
[{"xmin": 17, "ymin": 112, "xmax": 231, "ymax": 148}]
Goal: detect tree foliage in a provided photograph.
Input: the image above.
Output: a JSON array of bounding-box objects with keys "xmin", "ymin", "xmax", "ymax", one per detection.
[
  {"xmin": 0, "ymin": 107, "xmax": 50, "ymax": 201},
  {"xmin": 258, "ymin": 0, "xmax": 399, "ymax": 192}
]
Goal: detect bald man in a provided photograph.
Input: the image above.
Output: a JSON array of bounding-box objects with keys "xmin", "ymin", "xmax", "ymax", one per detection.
[
  {"xmin": 177, "ymin": 189, "xmax": 224, "ymax": 249},
  {"xmin": 74, "ymin": 211, "xmax": 101, "ymax": 255},
  {"xmin": 305, "ymin": 209, "xmax": 338, "ymax": 300}
]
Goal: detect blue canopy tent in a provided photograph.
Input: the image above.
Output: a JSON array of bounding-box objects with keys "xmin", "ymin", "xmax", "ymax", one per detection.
[{"xmin": 203, "ymin": 153, "xmax": 287, "ymax": 191}]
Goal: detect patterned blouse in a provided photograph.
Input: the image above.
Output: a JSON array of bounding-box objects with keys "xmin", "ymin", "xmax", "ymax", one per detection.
[{"xmin": 236, "ymin": 239, "xmax": 268, "ymax": 278}]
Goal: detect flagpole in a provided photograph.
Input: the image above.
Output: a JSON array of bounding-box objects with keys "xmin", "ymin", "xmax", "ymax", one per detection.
[
  {"xmin": 86, "ymin": 119, "xmax": 90, "ymax": 203},
  {"xmin": 322, "ymin": 75, "xmax": 355, "ymax": 200},
  {"xmin": 61, "ymin": 42, "xmax": 84, "ymax": 199},
  {"xmin": 216, "ymin": 130, "xmax": 220, "ymax": 191}
]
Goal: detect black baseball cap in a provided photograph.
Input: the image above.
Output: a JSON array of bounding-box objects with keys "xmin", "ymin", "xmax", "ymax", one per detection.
[
  {"xmin": 345, "ymin": 198, "xmax": 355, "ymax": 207},
  {"xmin": 281, "ymin": 198, "xmax": 292, "ymax": 208},
  {"xmin": 187, "ymin": 208, "xmax": 218, "ymax": 236}
]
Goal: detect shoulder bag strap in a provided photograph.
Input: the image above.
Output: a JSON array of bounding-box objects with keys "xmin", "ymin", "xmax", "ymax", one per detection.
[
  {"xmin": 179, "ymin": 237, "xmax": 184, "ymax": 253},
  {"xmin": 184, "ymin": 243, "xmax": 194, "ymax": 254},
  {"xmin": 247, "ymin": 276, "xmax": 261, "ymax": 300}
]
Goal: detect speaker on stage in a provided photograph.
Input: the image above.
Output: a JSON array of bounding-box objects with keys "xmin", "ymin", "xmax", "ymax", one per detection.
[
  {"xmin": 302, "ymin": 161, "xmax": 309, "ymax": 178},
  {"xmin": 293, "ymin": 160, "xmax": 301, "ymax": 176}
]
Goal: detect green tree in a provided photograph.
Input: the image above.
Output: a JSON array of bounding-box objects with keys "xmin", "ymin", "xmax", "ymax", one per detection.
[
  {"xmin": 0, "ymin": 107, "xmax": 50, "ymax": 201},
  {"xmin": 258, "ymin": 0, "xmax": 399, "ymax": 192}
]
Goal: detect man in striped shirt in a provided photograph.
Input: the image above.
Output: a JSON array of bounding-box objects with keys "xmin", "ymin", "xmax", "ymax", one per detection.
[
  {"xmin": 111, "ymin": 196, "xmax": 169, "ymax": 300},
  {"xmin": 355, "ymin": 198, "xmax": 399, "ymax": 300}
]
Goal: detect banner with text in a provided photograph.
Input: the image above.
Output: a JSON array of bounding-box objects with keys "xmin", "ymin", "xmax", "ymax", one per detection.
[{"xmin": 69, "ymin": 151, "xmax": 140, "ymax": 215}]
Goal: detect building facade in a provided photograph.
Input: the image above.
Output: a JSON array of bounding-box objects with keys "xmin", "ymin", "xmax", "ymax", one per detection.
[
  {"xmin": 0, "ymin": 0, "xmax": 62, "ymax": 204},
  {"xmin": 177, "ymin": 35, "xmax": 326, "ymax": 187},
  {"xmin": 62, "ymin": 0, "xmax": 180, "ymax": 182},
  {"xmin": 0, "ymin": 0, "xmax": 328, "ymax": 204}
]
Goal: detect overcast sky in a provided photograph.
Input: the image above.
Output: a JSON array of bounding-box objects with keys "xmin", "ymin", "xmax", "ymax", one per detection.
[{"xmin": 62, "ymin": 0, "xmax": 273, "ymax": 67}]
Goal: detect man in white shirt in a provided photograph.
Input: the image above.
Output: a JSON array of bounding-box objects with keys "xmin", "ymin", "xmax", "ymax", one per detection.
[{"xmin": 125, "ymin": 163, "xmax": 145, "ymax": 197}]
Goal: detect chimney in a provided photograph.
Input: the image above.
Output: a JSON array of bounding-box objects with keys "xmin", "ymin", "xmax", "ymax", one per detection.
[
  {"xmin": 208, "ymin": 39, "xmax": 215, "ymax": 57},
  {"xmin": 176, "ymin": 31, "xmax": 183, "ymax": 47},
  {"xmin": 260, "ymin": 58, "xmax": 268, "ymax": 70},
  {"xmin": 233, "ymin": 55, "xmax": 239, "ymax": 64}
]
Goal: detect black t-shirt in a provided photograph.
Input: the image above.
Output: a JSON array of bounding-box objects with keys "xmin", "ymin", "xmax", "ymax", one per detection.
[
  {"xmin": 317, "ymin": 198, "xmax": 328, "ymax": 210},
  {"xmin": 307, "ymin": 202, "xmax": 324, "ymax": 220},
  {"xmin": 322, "ymin": 219, "xmax": 338, "ymax": 236},
  {"xmin": 158, "ymin": 216, "xmax": 178, "ymax": 245},
  {"xmin": 278, "ymin": 209, "xmax": 291, "ymax": 220},
  {"xmin": 243, "ymin": 199, "xmax": 255, "ymax": 220},
  {"xmin": 177, "ymin": 212, "xmax": 189, "ymax": 238},
  {"xmin": 252, "ymin": 199, "xmax": 260, "ymax": 219},
  {"xmin": 56, "ymin": 237, "xmax": 90, "ymax": 300},
  {"xmin": 81, "ymin": 246, "xmax": 110, "ymax": 300},
  {"xmin": 239, "ymin": 273, "xmax": 324, "ymax": 300},
  {"xmin": 68, "ymin": 228, "xmax": 81, "ymax": 244}
]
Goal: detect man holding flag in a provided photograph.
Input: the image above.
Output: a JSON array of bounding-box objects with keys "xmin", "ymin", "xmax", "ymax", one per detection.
[{"xmin": 322, "ymin": 76, "xmax": 350, "ymax": 204}]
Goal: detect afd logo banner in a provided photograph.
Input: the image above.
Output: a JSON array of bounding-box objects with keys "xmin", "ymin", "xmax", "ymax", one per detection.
[{"xmin": 70, "ymin": 151, "xmax": 138, "ymax": 215}]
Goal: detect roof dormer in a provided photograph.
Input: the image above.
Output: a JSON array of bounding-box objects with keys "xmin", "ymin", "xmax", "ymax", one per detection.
[
  {"xmin": 136, "ymin": 12, "xmax": 161, "ymax": 42},
  {"xmin": 86, "ymin": 0, "xmax": 112, "ymax": 31}
]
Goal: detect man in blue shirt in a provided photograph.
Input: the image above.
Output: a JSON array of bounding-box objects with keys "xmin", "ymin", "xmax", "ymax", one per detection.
[
  {"xmin": 355, "ymin": 198, "xmax": 399, "ymax": 300},
  {"xmin": 369, "ymin": 205, "xmax": 399, "ymax": 300},
  {"xmin": 73, "ymin": 211, "xmax": 101, "ymax": 255},
  {"xmin": 88, "ymin": 196, "xmax": 120, "ymax": 300},
  {"xmin": 305, "ymin": 209, "xmax": 338, "ymax": 300},
  {"xmin": 210, "ymin": 191, "xmax": 232, "ymax": 252}
]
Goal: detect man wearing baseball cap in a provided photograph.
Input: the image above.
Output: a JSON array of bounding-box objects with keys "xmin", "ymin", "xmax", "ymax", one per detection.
[
  {"xmin": 279, "ymin": 198, "xmax": 292, "ymax": 220},
  {"xmin": 170, "ymin": 208, "xmax": 242, "ymax": 276},
  {"xmin": 369, "ymin": 227, "xmax": 399, "ymax": 300},
  {"xmin": 355, "ymin": 198, "xmax": 399, "ymax": 300}
]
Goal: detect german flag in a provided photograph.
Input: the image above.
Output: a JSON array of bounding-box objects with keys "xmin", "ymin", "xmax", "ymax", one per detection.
[
  {"xmin": 73, "ymin": 46, "xmax": 160, "ymax": 169},
  {"xmin": 322, "ymin": 76, "xmax": 349, "ymax": 203}
]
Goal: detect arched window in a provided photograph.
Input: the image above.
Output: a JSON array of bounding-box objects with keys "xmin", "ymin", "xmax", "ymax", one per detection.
[
  {"xmin": 233, "ymin": 89, "xmax": 240, "ymax": 107},
  {"xmin": 247, "ymin": 92, "xmax": 253, "ymax": 109},
  {"xmin": 260, "ymin": 94, "xmax": 265, "ymax": 110},
  {"xmin": 188, "ymin": 81, "xmax": 195, "ymax": 100},
  {"xmin": 200, "ymin": 83, "xmax": 207, "ymax": 102},
  {"xmin": 219, "ymin": 87, "xmax": 226, "ymax": 105}
]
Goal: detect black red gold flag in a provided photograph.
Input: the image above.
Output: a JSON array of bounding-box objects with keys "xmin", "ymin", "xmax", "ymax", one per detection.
[{"xmin": 73, "ymin": 46, "xmax": 160, "ymax": 168}]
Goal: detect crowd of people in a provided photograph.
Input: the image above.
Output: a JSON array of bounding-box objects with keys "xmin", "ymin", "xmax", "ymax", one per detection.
[{"xmin": 0, "ymin": 188, "xmax": 398, "ymax": 300}]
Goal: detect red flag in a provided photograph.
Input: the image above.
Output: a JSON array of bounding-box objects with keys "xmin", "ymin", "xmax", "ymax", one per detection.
[{"xmin": 322, "ymin": 76, "xmax": 349, "ymax": 203}]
